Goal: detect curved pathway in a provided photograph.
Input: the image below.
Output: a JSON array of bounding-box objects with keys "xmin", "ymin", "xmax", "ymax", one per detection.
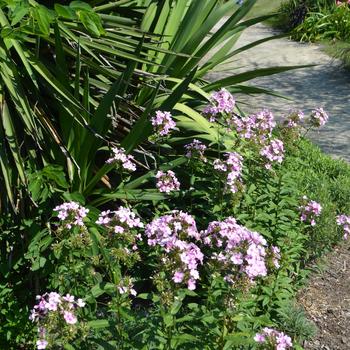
[{"xmin": 206, "ymin": 23, "xmax": 350, "ymax": 161}]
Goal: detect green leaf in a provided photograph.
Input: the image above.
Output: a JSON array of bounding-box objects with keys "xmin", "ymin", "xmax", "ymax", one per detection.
[
  {"xmin": 78, "ymin": 10, "xmax": 105, "ymax": 37},
  {"xmin": 31, "ymin": 257, "xmax": 47, "ymax": 271},
  {"xmin": 204, "ymin": 65, "xmax": 315, "ymax": 91},
  {"xmin": 64, "ymin": 344, "xmax": 75, "ymax": 350},
  {"xmin": 69, "ymin": 1, "xmax": 92, "ymax": 11},
  {"xmin": 35, "ymin": 6, "xmax": 52, "ymax": 36},
  {"xmin": 42, "ymin": 165, "xmax": 69, "ymax": 188},
  {"xmin": 171, "ymin": 333, "xmax": 197, "ymax": 346},
  {"xmin": 54, "ymin": 4, "xmax": 77, "ymax": 20},
  {"xmin": 170, "ymin": 298, "xmax": 182, "ymax": 315},
  {"xmin": 89, "ymin": 282, "xmax": 116, "ymax": 299},
  {"xmin": 122, "ymin": 68, "xmax": 197, "ymax": 152},
  {"xmin": 87, "ymin": 319, "xmax": 110, "ymax": 329},
  {"xmin": 11, "ymin": 5, "xmax": 29, "ymax": 26},
  {"xmin": 163, "ymin": 314, "xmax": 174, "ymax": 327}
]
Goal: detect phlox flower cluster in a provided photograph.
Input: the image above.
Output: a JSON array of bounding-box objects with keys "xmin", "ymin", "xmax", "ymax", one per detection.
[
  {"xmin": 336, "ymin": 0, "xmax": 350, "ymax": 7},
  {"xmin": 203, "ymin": 88, "xmax": 235, "ymax": 122},
  {"xmin": 213, "ymin": 152, "xmax": 243, "ymax": 193},
  {"xmin": 54, "ymin": 202, "xmax": 89, "ymax": 229},
  {"xmin": 96, "ymin": 207, "xmax": 143, "ymax": 249},
  {"xmin": 145, "ymin": 211, "xmax": 203, "ymax": 290},
  {"xmin": 145, "ymin": 211, "xmax": 200, "ymax": 251},
  {"xmin": 30, "ymin": 292, "xmax": 85, "ymax": 349},
  {"xmin": 106, "ymin": 147, "xmax": 136, "ymax": 172},
  {"xmin": 96, "ymin": 207, "xmax": 143, "ymax": 233},
  {"xmin": 309, "ymin": 107, "xmax": 328, "ymax": 127},
  {"xmin": 151, "ymin": 110, "xmax": 176, "ymax": 137},
  {"xmin": 254, "ymin": 327, "xmax": 292, "ymax": 350},
  {"xmin": 299, "ymin": 197, "xmax": 322, "ymax": 226},
  {"xmin": 117, "ymin": 278, "xmax": 137, "ymax": 296},
  {"xmin": 201, "ymin": 217, "xmax": 268, "ymax": 282},
  {"xmin": 231, "ymin": 109, "xmax": 276, "ymax": 143},
  {"xmin": 283, "ymin": 110, "xmax": 304, "ymax": 128},
  {"xmin": 156, "ymin": 170, "xmax": 180, "ymax": 193},
  {"xmin": 184, "ymin": 139, "xmax": 207, "ymax": 162},
  {"xmin": 260, "ymin": 139, "xmax": 284, "ymax": 170},
  {"xmin": 336, "ymin": 214, "xmax": 350, "ymax": 239}
]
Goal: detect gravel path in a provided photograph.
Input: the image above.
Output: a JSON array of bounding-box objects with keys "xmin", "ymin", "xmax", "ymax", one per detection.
[{"xmin": 206, "ymin": 23, "xmax": 350, "ymax": 161}]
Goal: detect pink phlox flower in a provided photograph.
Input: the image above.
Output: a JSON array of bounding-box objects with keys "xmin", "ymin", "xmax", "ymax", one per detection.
[
  {"xmin": 187, "ymin": 278, "xmax": 197, "ymax": 290},
  {"xmin": 203, "ymin": 88, "xmax": 235, "ymax": 121},
  {"xmin": 36, "ymin": 339, "xmax": 48, "ymax": 350},
  {"xmin": 156, "ymin": 170, "xmax": 180, "ymax": 193},
  {"xmin": 271, "ymin": 246, "xmax": 281, "ymax": 268},
  {"xmin": 231, "ymin": 109, "xmax": 275, "ymax": 143},
  {"xmin": 63, "ymin": 310, "xmax": 77, "ymax": 325},
  {"xmin": 254, "ymin": 328, "xmax": 292, "ymax": 349},
  {"xmin": 151, "ymin": 110, "xmax": 176, "ymax": 137},
  {"xmin": 213, "ymin": 152, "xmax": 243, "ymax": 193},
  {"xmin": 145, "ymin": 211, "xmax": 200, "ymax": 249},
  {"xmin": 30, "ymin": 291, "xmax": 83, "ymax": 327},
  {"xmin": 336, "ymin": 214, "xmax": 350, "ymax": 239},
  {"xmin": 201, "ymin": 217, "xmax": 268, "ymax": 281},
  {"xmin": 254, "ymin": 333, "xmax": 266, "ymax": 343},
  {"xmin": 106, "ymin": 147, "xmax": 136, "ymax": 172},
  {"xmin": 260, "ymin": 139, "xmax": 284, "ymax": 169},
  {"xmin": 54, "ymin": 202, "xmax": 89, "ymax": 229},
  {"xmin": 76, "ymin": 299, "xmax": 86, "ymax": 308},
  {"xmin": 172, "ymin": 271, "xmax": 185, "ymax": 283},
  {"xmin": 117, "ymin": 279, "xmax": 137, "ymax": 296},
  {"xmin": 184, "ymin": 139, "xmax": 207, "ymax": 162},
  {"xmin": 96, "ymin": 206, "xmax": 143, "ymax": 240},
  {"xmin": 283, "ymin": 110, "xmax": 304, "ymax": 128},
  {"xmin": 146, "ymin": 211, "xmax": 202, "ymax": 289},
  {"xmin": 63, "ymin": 294, "xmax": 75, "ymax": 303},
  {"xmin": 299, "ymin": 198, "xmax": 322, "ymax": 226},
  {"xmin": 310, "ymin": 107, "xmax": 328, "ymax": 127}
]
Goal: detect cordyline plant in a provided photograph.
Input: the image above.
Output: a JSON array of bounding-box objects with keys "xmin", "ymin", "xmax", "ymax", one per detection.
[{"xmin": 0, "ymin": 0, "xmax": 307, "ymax": 214}]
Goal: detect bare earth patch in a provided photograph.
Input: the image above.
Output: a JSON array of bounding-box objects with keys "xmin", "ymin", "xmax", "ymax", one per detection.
[{"xmin": 298, "ymin": 241, "xmax": 350, "ymax": 350}]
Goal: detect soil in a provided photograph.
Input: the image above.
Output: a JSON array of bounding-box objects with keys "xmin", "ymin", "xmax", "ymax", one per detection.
[{"xmin": 298, "ymin": 240, "xmax": 350, "ymax": 350}]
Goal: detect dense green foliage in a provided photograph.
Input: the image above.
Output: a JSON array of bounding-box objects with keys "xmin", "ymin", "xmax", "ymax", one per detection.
[
  {"xmin": 276, "ymin": 0, "xmax": 350, "ymax": 67},
  {"xmin": 277, "ymin": 0, "xmax": 350, "ymax": 41},
  {"xmin": 0, "ymin": 0, "xmax": 348, "ymax": 349}
]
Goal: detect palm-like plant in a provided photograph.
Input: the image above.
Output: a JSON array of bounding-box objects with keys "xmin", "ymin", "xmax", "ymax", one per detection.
[{"xmin": 0, "ymin": 0, "xmax": 306, "ymax": 214}]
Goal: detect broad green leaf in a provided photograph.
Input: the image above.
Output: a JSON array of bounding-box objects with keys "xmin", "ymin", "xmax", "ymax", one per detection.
[
  {"xmin": 11, "ymin": 5, "xmax": 29, "ymax": 26},
  {"xmin": 78, "ymin": 10, "xmax": 105, "ymax": 37},
  {"xmin": 69, "ymin": 1, "xmax": 93, "ymax": 11},
  {"xmin": 54, "ymin": 4, "xmax": 77, "ymax": 20},
  {"xmin": 35, "ymin": 6, "xmax": 52, "ymax": 36}
]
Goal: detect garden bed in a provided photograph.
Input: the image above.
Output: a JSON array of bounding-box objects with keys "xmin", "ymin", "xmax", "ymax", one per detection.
[{"xmin": 1, "ymin": 1, "xmax": 350, "ymax": 349}]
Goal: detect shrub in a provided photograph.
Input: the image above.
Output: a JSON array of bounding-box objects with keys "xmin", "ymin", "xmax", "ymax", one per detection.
[{"xmin": 16, "ymin": 93, "xmax": 350, "ymax": 349}]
